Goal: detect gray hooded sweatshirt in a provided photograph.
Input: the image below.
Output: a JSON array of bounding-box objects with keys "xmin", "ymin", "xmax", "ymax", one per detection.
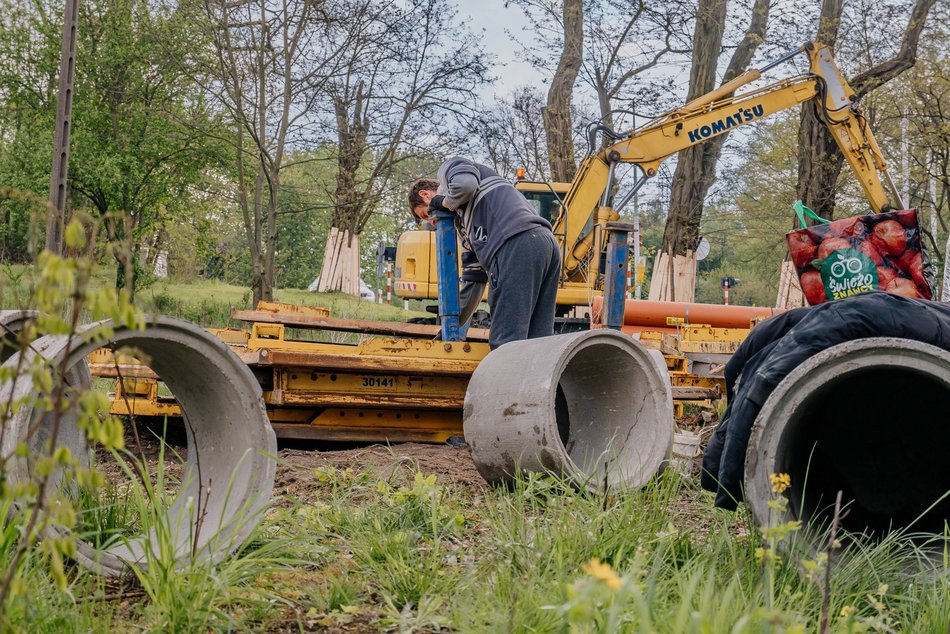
[{"xmin": 436, "ymin": 157, "xmax": 552, "ymax": 282}]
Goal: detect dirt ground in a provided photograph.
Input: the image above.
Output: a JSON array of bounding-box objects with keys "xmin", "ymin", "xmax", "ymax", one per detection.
[
  {"xmin": 275, "ymin": 442, "xmax": 487, "ymax": 500},
  {"xmin": 268, "ymin": 411, "xmax": 724, "ymax": 541},
  {"xmin": 117, "ymin": 412, "xmax": 720, "ymax": 517}
]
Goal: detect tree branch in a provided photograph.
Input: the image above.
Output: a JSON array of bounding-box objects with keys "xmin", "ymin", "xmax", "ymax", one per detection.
[{"xmin": 850, "ymin": 0, "xmax": 937, "ymax": 99}]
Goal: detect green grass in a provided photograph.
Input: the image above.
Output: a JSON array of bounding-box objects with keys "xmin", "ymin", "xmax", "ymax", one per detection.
[
  {"xmin": 1, "ymin": 263, "xmax": 429, "ymax": 327},
  {"xmin": 3, "ymin": 453, "xmax": 949, "ymax": 632},
  {"xmin": 203, "ymin": 466, "xmax": 950, "ymax": 632}
]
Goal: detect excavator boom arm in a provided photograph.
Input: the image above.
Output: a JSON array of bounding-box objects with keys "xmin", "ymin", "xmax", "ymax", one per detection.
[{"xmin": 555, "ymin": 42, "xmax": 897, "ymax": 277}]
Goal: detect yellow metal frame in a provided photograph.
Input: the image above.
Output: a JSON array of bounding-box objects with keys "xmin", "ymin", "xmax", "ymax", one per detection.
[
  {"xmin": 95, "ymin": 318, "xmax": 488, "ymax": 443},
  {"xmin": 91, "ymin": 307, "xmax": 750, "ymax": 442}
]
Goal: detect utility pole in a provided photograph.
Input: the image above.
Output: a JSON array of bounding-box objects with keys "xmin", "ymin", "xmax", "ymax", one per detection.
[
  {"xmin": 901, "ymin": 107, "xmax": 910, "ymax": 209},
  {"xmin": 45, "ymin": 0, "xmax": 80, "ymax": 257},
  {"xmin": 630, "ymin": 104, "xmax": 642, "ymax": 299}
]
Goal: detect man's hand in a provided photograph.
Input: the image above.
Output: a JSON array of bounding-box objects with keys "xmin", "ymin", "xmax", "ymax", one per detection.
[{"xmin": 428, "ymin": 194, "xmax": 452, "ymax": 214}]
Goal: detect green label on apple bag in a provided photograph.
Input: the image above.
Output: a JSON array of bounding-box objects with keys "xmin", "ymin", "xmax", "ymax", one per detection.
[{"xmin": 820, "ymin": 248, "xmax": 878, "ymax": 300}]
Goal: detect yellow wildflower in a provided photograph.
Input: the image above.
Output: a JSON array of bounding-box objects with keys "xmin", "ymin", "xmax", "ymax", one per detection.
[
  {"xmin": 840, "ymin": 605, "xmax": 858, "ymax": 618},
  {"xmin": 770, "ymin": 472, "xmax": 791, "ymax": 494},
  {"xmin": 581, "ymin": 558, "xmax": 624, "ymax": 590}
]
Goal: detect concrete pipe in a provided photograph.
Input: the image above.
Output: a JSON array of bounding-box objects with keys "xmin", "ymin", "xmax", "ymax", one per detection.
[
  {"xmin": 0, "ymin": 310, "xmax": 92, "ymax": 477},
  {"xmin": 745, "ymin": 338, "xmax": 950, "ymax": 548},
  {"xmin": 0, "ymin": 316, "xmax": 276, "ymax": 577},
  {"xmin": 463, "ymin": 329, "xmax": 673, "ymax": 491},
  {"xmin": 0, "ymin": 310, "xmax": 39, "ymax": 364}
]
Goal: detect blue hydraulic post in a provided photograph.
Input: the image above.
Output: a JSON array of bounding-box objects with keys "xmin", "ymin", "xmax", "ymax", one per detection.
[
  {"xmin": 434, "ymin": 210, "xmax": 462, "ymax": 342},
  {"xmin": 603, "ymin": 222, "xmax": 634, "ymax": 331}
]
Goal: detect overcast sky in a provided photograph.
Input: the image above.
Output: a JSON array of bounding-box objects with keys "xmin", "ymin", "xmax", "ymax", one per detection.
[{"xmin": 451, "ymin": 0, "xmax": 546, "ymax": 98}]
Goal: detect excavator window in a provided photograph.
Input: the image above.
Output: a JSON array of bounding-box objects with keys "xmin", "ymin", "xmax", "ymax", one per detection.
[{"xmin": 520, "ymin": 190, "xmax": 563, "ymax": 224}]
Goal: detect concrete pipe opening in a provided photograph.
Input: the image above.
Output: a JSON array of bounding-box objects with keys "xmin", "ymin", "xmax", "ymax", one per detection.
[
  {"xmin": 464, "ymin": 329, "xmax": 673, "ymax": 491},
  {"xmin": 745, "ymin": 338, "xmax": 950, "ymax": 549},
  {"xmin": 0, "ymin": 316, "xmax": 276, "ymax": 577},
  {"xmin": 0, "ymin": 310, "xmax": 39, "ymax": 364}
]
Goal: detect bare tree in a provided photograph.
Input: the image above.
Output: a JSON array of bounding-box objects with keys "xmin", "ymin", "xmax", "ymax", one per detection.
[
  {"xmin": 795, "ymin": 0, "xmax": 937, "ymax": 220},
  {"xmin": 198, "ymin": 0, "xmax": 349, "ymax": 304},
  {"xmin": 511, "ymin": 0, "xmax": 690, "ymax": 177},
  {"xmin": 652, "ymin": 0, "xmax": 772, "ymax": 301},
  {"xmin": 467, "ymin": 86, "xmax": 551, "ymax": 180},
  {"xmin": 314, "ymin": 0, "xmax": 490, "ymax": 294},
  {"xmin": 581, "ymin": 0, "xmax": 690, "ymax": 134},
  {"xmin": 906, "ymin": 44, "xmax": 949, "ymax": 233}
]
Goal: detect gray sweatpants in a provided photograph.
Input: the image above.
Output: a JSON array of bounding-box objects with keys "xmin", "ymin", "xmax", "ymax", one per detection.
[{"xmin": 487, "ymin": 226, "xmax": 561, "ymax": 349}]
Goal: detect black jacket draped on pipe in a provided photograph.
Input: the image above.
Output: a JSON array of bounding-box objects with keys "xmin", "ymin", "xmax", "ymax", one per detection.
[{"xmin": 702, "ymin": 292, "xmax": 950, "ymax": 510}]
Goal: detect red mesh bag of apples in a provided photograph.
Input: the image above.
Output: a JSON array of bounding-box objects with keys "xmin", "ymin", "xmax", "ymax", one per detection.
[{"xmin": 786, "ymin": 201, "xmax": 935, "ymax": 306}]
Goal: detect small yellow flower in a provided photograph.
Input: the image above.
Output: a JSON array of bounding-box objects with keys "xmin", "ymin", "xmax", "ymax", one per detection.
[
  {"xmin": 840, "ymin": 605, "xmax": 858, "ymax": 618},
  {"xmin": 582, "ymin": 558, "xmax": 624, "ymax": 590},
  {"xmin": 770, "ymin": 472, "xmax": 791, "ymax": 495}
]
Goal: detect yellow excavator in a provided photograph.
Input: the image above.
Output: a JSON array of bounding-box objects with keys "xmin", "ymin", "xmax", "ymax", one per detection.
[
  {"xmin": 90, "ymin": 42, "xmax": 907, "ymax": 443},
  {"xmin": 393, "ymin": 41, "xmax": 902, "ymax": 315}
]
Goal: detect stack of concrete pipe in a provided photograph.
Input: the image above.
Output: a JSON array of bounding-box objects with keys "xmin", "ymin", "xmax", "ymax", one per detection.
[
  {"xmin": 465, "ymin": 328, "xmax": 949, "ymax": 554},
  {"xmin": 6, "ymin": 308, "xmax": 944, "ymax": 565},
  {"xmin": 0, "ymin": 313, "xmax": 276, "ymax": 576}
]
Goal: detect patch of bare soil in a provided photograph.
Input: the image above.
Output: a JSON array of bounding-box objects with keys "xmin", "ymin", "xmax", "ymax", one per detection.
[
  {"xmin": 266, "ymin": 607, "xmax": 383, "ymax": 634},
  {"xmin": 274, "ymin": 442, "xmax": 485, "ymax": 505},
  {"xmin": 94, "ymin": 417, "xmax": 188, "ymax": 486}
]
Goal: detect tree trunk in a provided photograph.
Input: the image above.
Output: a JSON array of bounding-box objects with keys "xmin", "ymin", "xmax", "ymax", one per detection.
[
  {"xmin": 318, "ymin": 88, "xmax": 370, "ymax": 296},
  {"xmin": 251, "ymin": 161, "xmax": 267, "ymax": 305},
  {"xmin": 262, "ymin": 170, "xmax": 278, "ymax": 301},
  {"xmin": 316, "ymin": 227, "xmax": 361, "ymax": 296},
  {"xmin": 795, "ymin": 103, "xmax": 846, "ymax": 220},
  {"xmin": 234, "ymin": 119, "xmax": 266, "ymax": 306},
  {"xmin": 542, "ymin": 0, "xmax": 582, "ymax": 182},
  {"xmin": 653, "ymin": 0, "xmax": 771, "ymax": 301}
]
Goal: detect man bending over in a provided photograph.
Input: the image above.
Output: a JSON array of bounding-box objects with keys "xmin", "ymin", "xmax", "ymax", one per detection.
[{"xmin": 408, "ymin": 158, "xmax": 561, "ymax": 349}]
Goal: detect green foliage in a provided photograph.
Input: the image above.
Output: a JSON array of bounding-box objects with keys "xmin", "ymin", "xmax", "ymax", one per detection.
[
  {"xmin": 0, "ymin": 0, "xmax": 226, "ymax": 297},
  {"xmin": 274, "ymin": 148, "xmax": 337, "ymax": 289},
  {"xmin": 0, "ymin": 208, "xmax": 144, "ymax": 622},
  {"xmin": 694, "ymin": 113, "xmax": 802, "ymax": 306},
  {"xmin": 113, "ymin": 442, "xmax": 294, "ymax": 632}
]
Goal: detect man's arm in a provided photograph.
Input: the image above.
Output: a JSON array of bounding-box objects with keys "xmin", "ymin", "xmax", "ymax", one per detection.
[{"xmin": 437, "ymin": 157, "xmax": 480, "ymax": 211}]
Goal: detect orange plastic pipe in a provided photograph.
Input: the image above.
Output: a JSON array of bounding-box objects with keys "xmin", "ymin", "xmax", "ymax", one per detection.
[{"xmin": 591, "ymin": 297, "xmax": 780, "ymax": 329}]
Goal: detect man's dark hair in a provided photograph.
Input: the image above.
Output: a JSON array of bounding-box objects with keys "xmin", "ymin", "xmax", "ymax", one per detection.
[{"xmin": 408, "ymin": 178, "xmax": 439, "ymax": 211}]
